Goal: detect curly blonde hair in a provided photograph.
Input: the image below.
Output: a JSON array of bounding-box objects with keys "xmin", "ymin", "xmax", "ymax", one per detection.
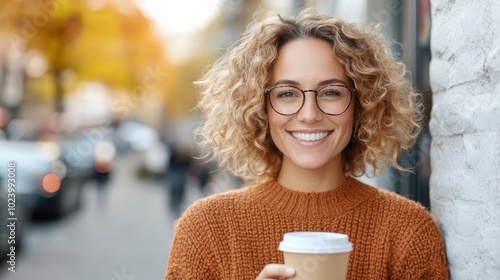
[{"xmin": 195, "ymin": 8, "xmax": 422, "ymax": 184}]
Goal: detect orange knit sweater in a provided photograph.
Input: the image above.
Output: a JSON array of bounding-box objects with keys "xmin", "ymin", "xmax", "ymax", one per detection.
[{"xmin": 165, "ymin": 178, "xmax": 449, "ymax": 279}]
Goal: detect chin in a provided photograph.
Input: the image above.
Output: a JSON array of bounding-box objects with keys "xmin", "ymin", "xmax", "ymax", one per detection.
[
  {"xmin": 293, "ymin": 158, "xmax": 334, "ymax": 170},
  {"xmin": 287, "ymin": 150, "xmax": 343, "ymax": 169}
]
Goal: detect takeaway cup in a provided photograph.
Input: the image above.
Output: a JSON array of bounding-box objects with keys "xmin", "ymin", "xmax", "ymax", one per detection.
[{"xmin": 278, "ymin": 232, "xmax": 353, "ymax": 280}]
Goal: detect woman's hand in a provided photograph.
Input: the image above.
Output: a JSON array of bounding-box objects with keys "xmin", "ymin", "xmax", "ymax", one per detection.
[{"xmin": 256, "ymin": 264, "xmax": 295, "ymax": 279}]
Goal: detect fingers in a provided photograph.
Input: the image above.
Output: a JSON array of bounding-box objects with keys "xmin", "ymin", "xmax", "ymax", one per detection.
[{"xmin": 256, "ymin": 264, "xmax": 295, "ymax": 280}]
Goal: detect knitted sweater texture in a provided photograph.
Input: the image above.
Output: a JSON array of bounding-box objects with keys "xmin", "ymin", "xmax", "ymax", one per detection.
[{"xmin": 165, "ymin": 178, "xmax": 449, "ymax": 279}]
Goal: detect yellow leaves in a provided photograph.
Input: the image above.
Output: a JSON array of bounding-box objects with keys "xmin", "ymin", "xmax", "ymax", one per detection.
[
  {"xmin": 66, "ymin": 3, "xmax": 167, "ymax": 89},
  {"xmin": 26, "ymin": 73, "xmax": 56, "ymax": 102},
  {"xmin": 163, "ymin": 53, "xmax": 215, "ymax": 118},
  {"xmin": 77, "ymin": 58, "xmax": 133, "ymax": 89}
]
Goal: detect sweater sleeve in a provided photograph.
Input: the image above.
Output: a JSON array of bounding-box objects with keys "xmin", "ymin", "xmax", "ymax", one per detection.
[
  {"xmin": 165, "ymin": 201, "xmax": 220, "ymax": 280},
  {"xmin": 392, "ymin": 215, "xmax": 449, "ymax": 280}
]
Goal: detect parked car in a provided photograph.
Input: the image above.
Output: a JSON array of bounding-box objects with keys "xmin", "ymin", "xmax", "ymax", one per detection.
[
  {"xmin": 55, "ymin": 124, "xmax": 116, "ymax": 183},
  {"xmin": 0, "ymin": 140, "xmax": 86, "ymax": 219}
]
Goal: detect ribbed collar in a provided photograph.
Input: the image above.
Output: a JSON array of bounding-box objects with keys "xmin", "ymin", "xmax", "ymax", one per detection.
[{"xmin": 249, "ymin": 177, "xmax": 378, "ymax": 219}]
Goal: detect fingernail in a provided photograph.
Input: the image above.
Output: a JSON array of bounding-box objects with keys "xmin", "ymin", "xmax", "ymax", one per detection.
[{"xmin": 285, "ymin": 267, "xmax": 295, "ymax": 277}]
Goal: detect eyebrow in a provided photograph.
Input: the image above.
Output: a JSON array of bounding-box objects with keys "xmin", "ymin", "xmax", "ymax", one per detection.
[{"xmin": 272, "ymin": 78, "xmax": 347, "ymax": 87}]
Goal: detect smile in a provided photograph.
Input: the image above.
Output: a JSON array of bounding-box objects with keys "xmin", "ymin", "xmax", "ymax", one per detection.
[{"xmin": 291, "ymin": 132, "xmax": 330, "ymax": 142}]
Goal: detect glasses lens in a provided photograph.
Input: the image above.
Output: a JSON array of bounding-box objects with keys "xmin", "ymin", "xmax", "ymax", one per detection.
[
  {"xmin": 316, "ymin": 85, "xmax": 352, "ymax": 115},
  {"xmin": 268, "ymin": 86, "xmax": 303, "ymax": 115}
]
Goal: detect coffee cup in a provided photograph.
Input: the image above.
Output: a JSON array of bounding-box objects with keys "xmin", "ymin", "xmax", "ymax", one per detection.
[{"xmin": 278, "ymin": 231, "xmax": 353, "ymax": 280}]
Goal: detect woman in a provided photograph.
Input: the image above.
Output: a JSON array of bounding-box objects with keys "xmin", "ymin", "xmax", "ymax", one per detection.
[{"xmin": 165, "ymin": 8, "xmax": 449, "ymax": 279}]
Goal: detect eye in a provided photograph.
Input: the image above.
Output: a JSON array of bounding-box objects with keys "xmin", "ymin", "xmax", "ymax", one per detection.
[
  {"xmin": 273, "ymin": 87, "xmax": 301, "ymax": 99},
  {"xmin": 277, "ymin": 91, "xmax": 297, "ymax": 98},
  {"xmin": 318, "ymin": 86, "xmax": 348, "ymax": 99},
  {"xmin": 319, "ymin": 89, "xmax": 341, "ymax": 97}
]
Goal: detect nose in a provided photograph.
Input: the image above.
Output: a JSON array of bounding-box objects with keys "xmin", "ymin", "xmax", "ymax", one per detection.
[{"xmin": 296, "ymin": 92, "xmax": 323, "ymax": 123}]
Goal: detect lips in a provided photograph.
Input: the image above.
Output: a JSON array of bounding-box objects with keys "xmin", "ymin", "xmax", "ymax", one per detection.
[{"xmin": 291, "ymin": 131, "xmax": 330, "ymax": 142}]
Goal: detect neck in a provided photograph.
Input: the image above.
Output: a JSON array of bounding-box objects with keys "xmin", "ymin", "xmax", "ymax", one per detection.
[{"xmin": 276, "ymin": 158, "xmax": 346, "ymax": 192}]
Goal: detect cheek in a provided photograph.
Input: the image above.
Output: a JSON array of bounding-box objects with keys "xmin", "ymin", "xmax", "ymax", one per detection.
[
  {"xmin": 267, "ymin": 102, "xmax": 280, "ymax": 131},
  {"xmin": 343, "ymin": 112, "xmax": 355, "ymax": 141},
  {"xmin": 267, "ymin": 107, "xmax": 288, "ymax": 145},
  {"xmin": 345, "ymin": 111, "xmax": 354, "ymax": 131},
  {"xmin": 332, "ymin": 107, "xmax": 355, "ymax": 137},
  {"xmin": 268, "ymin": 113, "xmax": 281, "ymax": 138}
]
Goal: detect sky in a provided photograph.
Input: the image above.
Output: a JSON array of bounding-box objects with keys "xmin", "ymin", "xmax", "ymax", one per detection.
[{"xmin": 133, "ymin": 0, "xmax": 223, "ymax": 35}]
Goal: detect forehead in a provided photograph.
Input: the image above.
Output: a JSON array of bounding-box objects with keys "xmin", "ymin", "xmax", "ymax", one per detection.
[{"xmin": 271, "ymin": 38, "xmax": 350, "ymax": 86}]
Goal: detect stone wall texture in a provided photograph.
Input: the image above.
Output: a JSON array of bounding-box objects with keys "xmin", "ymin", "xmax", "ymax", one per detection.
[{"xmin": 429, "ymin": 0, "xmax": 500, "ymax": 279}]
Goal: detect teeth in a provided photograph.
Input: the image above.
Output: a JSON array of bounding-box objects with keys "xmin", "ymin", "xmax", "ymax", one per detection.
[{"xmin": 292, "ymin": 132, "xmax": 329, "ymax": 141}]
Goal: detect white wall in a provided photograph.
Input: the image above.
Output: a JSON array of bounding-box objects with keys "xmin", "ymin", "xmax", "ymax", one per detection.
[{"xmin": 429, "ymin": 0, "xmax": 500, "ymax": 279}]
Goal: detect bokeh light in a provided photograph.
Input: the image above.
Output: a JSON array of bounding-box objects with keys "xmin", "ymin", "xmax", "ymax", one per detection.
[{"xmin": 42, "ymin": 173, "xmax": 61, "ymax": 194}]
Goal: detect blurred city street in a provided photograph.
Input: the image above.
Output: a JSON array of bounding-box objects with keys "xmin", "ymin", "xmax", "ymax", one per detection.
[
  {"xmin": 0, "ymin": 151, "xmax": 187, "ymax": 280},
  {"xmin": 0, "ymin": 0, "xmax": 443, "ymax": 278}
]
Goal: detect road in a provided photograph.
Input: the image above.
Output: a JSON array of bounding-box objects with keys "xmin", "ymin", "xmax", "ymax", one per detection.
[{"xmin": 0, "ymin": 151, "xmax": 231, "ymax": 280}]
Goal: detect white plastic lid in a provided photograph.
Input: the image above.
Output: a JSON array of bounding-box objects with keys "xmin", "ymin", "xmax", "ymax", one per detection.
[{"xmin": 278, "ymin": 232, "xmax": 353, "ymax": 254}]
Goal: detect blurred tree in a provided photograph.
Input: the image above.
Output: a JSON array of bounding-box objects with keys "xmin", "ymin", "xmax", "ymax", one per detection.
[
  {"xmin": 0, "ymin": 0, "xmax": 169, "ymax": 114},
  {"xmin": 161, "ymin": 0, "xmax": 266, "ymax": 119},
  {"xmin": 164, "ymin": 53, "xmax": 213, "ymax": 119}
]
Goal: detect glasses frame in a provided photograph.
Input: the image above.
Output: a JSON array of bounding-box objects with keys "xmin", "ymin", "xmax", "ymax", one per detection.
[{"xmin": 265, "ymin": 84, "xmax": 357, "ymax": 116}]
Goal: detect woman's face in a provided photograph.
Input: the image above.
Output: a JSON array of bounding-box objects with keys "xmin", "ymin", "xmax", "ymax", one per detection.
[{"xmin": 267, "ymin": 38, "xmax": 355, "ymax": 173}]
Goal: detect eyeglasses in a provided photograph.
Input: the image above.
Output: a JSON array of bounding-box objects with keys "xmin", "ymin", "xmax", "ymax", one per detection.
[{"xmin": 265, "ymin": 84, "xmax": 356, "ymax": 116}]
